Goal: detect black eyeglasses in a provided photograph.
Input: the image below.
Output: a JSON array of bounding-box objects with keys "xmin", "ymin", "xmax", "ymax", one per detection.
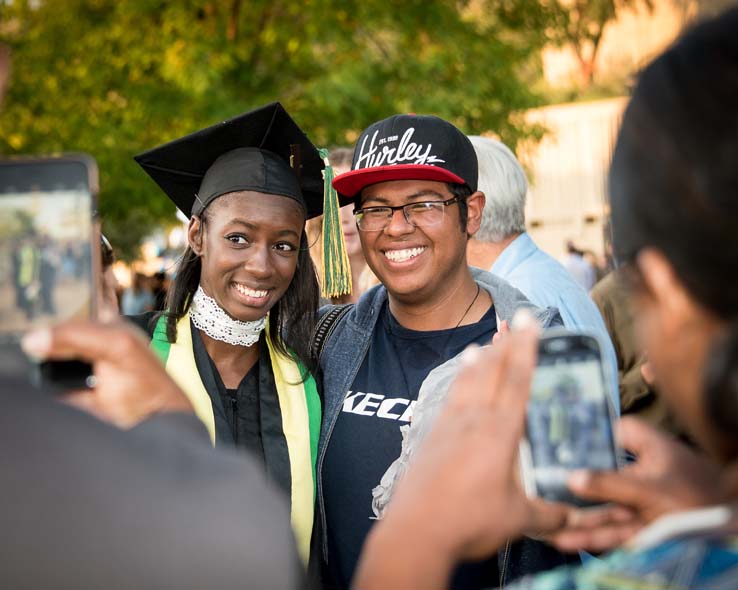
[{"xmin": 354, "ymin": 196, "xmax": 463, "ymax": 232}]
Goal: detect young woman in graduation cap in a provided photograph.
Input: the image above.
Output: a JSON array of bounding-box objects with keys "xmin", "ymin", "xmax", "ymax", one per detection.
[{"xmin": 133, "ymin": 102, "xmax": 350, "ymax": 564}]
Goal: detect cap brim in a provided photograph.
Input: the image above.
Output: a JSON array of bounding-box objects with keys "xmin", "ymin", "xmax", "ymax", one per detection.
[{"xmin": 332, "ymin": 164, "xmax": 466, "ymax": 204}]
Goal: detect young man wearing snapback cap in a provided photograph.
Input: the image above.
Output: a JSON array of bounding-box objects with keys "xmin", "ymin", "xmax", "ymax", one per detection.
[{"xmin": 315, "ymin": 114, "xmax": 575, "ymax": 589}]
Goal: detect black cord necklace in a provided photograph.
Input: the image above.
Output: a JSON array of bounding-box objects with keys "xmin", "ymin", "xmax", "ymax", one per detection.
[
  {"xmin": 385, "ymin": 283, "xmax": 483, "ymax": 395},
  {"xmin": 450, "ymin": 284, "xmax": 482, "ymax": 333}
]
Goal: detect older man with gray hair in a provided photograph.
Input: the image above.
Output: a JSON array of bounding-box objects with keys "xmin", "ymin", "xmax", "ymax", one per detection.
[{"xmin": 467, "ymin": 135, "xmax": 619, "ymax": 412}]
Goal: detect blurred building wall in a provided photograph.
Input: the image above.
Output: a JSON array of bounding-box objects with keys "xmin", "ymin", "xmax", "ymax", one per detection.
[
  {"xmin": 518, "ymin": 0, "xmax": 738, "ymax": 260},
  {"xmin": 521, "ymin": 97, "xmax": 626, "ymax": 259}
]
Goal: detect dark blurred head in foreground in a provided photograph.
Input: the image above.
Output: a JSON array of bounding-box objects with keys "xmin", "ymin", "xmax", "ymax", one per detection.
[{"xmin": 609, "ymin": 6, "xmax": 738, "ymax": 462}]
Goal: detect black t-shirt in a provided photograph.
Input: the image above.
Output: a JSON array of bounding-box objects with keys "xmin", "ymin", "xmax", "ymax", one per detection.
[{"xmin": 323, "ymin": 301, "xmax": 498, "ymax": 589}]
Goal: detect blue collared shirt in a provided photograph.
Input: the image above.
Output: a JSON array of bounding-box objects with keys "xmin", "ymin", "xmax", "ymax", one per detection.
[{"xmin": 491, "ymin": 233, "xmax": 620, "ymax": 414}]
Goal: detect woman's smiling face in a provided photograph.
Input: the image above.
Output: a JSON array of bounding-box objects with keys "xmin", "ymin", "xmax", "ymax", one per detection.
[{"xmin": 189, "ymin": 191, "xmax": 306, "ymax": 322}]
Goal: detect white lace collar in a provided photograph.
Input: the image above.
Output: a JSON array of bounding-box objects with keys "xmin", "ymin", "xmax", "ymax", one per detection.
[{"xmin": 189, "ymin": 286, "xmax": 266, "ymax": 347}]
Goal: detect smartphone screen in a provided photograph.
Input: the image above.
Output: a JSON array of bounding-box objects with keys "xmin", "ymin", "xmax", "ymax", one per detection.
[
  {"xmin": 522, "ymin": 332, "xmax": 618, "ymax": 506},
  {"xmin": 0, "ymin": 156, "xmax": 98, "ymax": 384}
]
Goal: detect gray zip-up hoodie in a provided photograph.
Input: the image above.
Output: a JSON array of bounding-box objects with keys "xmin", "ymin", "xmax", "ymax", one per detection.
[{"xmin": 316, "ymin": 267, "xmax": 575, "ymax": 587}]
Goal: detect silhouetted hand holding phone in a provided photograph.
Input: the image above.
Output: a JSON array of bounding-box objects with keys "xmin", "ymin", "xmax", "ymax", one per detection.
[
  {"xmin": 547, "ymin": 417, "xmax": 726, "ymax": 553},
  {"xmin": 22, "ymin": 320, "xmax": 193, "ymax": 428}
]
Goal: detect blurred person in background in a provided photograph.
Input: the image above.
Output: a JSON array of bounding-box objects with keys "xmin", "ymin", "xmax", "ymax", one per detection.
[
  {"xmin": 150, "ymin": 270, "xmax": 169, "ymax": 311},
  {"xmin": 60, "ymin": 241, "xmax": 78, "ymax": 279},
  {"xmin": 582, "ymin": 248, "xmax": 608, "ymax": 283},
  {"xmin": 13, "ymin": 232, "xmax": 40, "ymax": 320},
  {"xmin": 561, "ymin": 240, "xmax": 596, "ymax": 291},
  {"xmin": 356, "ymin": 9, "xmax": 738, "ymax": 588},
  {"xmin": 307, "ymin": 146, "xmax": 374, "ymax": 304},
  {"xmin": 99, "ymin": 233, "xmax": 119, "ymax": 315},
  {"xmin": 38, "ymin": 233, "xmax": 59, "ymax": 314},
  {"xmin": 121, "ymin": 272, "xmax": 154, "ymax": 315},
  {"xmin": 466, "ymin": 135, "xmax": 619, "ymax": 412},
  {"xmin": 592, "ymin": 264, "xmax": 684, "ymax": 436},
  {"xmin": 10, "ymin": 237, "xmax": 25, "ymax": 309}
]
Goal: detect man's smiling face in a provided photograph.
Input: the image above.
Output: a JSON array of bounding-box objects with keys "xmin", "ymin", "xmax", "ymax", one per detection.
[{"xmin": 356, "ymin": 179, "xmax": 481, "ymax": 304}]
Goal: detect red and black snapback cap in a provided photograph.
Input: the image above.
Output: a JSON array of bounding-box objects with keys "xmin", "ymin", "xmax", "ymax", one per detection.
[{"xmin": 332, "ymin": 113, "xmax": 478, "ymax": 204}]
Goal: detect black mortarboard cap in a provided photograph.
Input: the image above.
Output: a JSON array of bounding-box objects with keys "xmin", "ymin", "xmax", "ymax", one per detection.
[{"xmin": 134, "ymin": 102, "xmax": 324, "ymax": 219}]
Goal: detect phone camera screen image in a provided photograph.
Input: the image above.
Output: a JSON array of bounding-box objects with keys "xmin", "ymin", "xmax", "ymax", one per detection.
[
  {"xmin": 525, "ymin": 334, "xmax": 617, "ymax": 506},
  {"xmin": 0, "ymin": 158, "xmax": 95, "ymax": 342}
]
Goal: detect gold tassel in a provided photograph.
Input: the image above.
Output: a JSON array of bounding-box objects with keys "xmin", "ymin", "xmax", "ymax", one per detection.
[{"xmin": 319, "ymin": 148, "xmax": 352, "ymax": 298}]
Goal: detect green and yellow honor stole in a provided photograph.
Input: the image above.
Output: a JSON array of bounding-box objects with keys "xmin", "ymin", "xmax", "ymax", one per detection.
[{"xmin": 150, "ymin": 313, "xmax": 321, "ymax": 565}]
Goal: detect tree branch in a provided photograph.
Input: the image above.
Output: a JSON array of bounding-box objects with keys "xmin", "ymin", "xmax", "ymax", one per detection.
[
  {"xmin": 227, "ymin": 0, "xmax": 242, "ymax": 42},
  {"xmin": 0, "ymin": 43, "xmax": 10, "ymax": 109}
]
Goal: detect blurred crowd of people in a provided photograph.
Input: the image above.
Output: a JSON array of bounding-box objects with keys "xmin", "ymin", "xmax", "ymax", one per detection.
[
  {"xmin": 118, "ymin": 270, "xmax": 169, "ymax": 315},
  {"xmin": 2, "ymin": 7, "xmax": 738, "ymax": 590},
  {"xmin": 8, "ymin": 234, "xmax": 90, "ymax": 320}
]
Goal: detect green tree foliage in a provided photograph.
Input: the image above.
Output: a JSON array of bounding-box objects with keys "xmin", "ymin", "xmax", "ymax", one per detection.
[{"xmin": 0, "ymin": 0, "xmax": 553, "ymax": 259}]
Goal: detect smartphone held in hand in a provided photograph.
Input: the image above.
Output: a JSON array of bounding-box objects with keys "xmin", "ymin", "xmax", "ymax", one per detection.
[
  {"xmin": 520, "ymin": 329, "xmax": 619, "ymax": 507},
  {"xmin": 0, "ymin": 154, "xmax": 99, "ymax": 388}
]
